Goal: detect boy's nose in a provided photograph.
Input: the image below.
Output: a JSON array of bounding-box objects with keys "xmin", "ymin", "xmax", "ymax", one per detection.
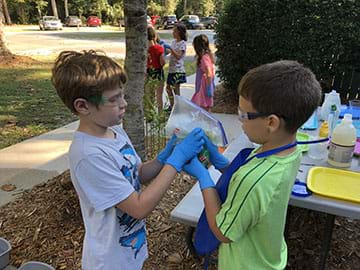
[{"xmin": 120, "ymin": 98, "xmax": 128, "ymax": 108}]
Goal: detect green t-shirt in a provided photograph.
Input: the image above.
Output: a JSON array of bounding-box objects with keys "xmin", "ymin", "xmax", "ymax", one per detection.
[{"xmin": 215, "ymin": 147, "xmax": 302, "ymax": 270}]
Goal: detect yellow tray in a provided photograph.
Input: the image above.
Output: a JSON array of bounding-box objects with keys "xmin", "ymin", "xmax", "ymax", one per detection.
[{"xmin": 307, "ymin": 167, "xmax": 360, "ymax": 203}]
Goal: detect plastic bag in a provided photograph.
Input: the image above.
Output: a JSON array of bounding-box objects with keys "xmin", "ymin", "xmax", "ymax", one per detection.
[{"xmin": 165, "ymin": 95, "xmax": 228, "ymax": 146}]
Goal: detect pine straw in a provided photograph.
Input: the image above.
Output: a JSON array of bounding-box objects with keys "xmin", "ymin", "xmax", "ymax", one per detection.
[
  {"xmin": 0, "ymin": 170, "xmax": 359, "ymax": 270},
  {"xmin": 212, "ymin": 83, "xmax": 238, "ymax": 114},
  {"xmin": 0, "ymin": 54, "xmax": 41, "ymax": 67}
]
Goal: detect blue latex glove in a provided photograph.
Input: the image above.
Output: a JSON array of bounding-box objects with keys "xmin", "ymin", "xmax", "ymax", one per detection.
[
  {"xmin": 184, "ymin": 157, "xmax": 215, "ymax": 190},
  {"xmin": 157, "ymin": 134, "xmax": 178, "ymax": 164},
  {"xmin": 165, "ymin": 128, "xmax": 205, "ymax": 172},
  {"xmin": 163, "ymin": 43, "xmax": 171, "ymax": 51},
  {"xmin": 161, "ymin": 41, "xmax": 171, "ymax": 56},
  {"xmin": 204, "ymin": 135, "xmax": 229, "ymax": 170}
]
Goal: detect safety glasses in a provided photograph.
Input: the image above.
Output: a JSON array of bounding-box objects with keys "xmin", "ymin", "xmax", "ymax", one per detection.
[{"xmin": 238, "ymin": 108, "xmax": 272, "ymax": 121}]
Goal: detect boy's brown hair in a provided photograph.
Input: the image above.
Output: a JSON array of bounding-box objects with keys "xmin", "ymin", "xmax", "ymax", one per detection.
[
  {"xmin": 238, "ymin": 60, "xmax": 321, "ymax": 133},
  {"xmin": 51, "ymin": 50, "xmax": 127, "ymax": 113}
]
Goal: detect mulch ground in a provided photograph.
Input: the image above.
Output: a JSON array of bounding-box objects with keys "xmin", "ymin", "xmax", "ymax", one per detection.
[
  {"xmin": 212, "ymin": 83, "xmax": 238, "ymax": 114},
  {"xmin": 0, "ymin": 82, "xmax": 359, "ymax": 270},
  {"xmin": 0, "ymin": 54, "xmax": 41, "ymax": 67},
  {"xmin": 0, "ymin": 171, "xmax": 359, "ymax": 270}
]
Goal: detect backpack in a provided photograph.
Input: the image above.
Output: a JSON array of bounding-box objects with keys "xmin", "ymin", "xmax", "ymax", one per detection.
[{"xmin": 193, "ymin": 147, "xmax": 254, "ymax": 257}]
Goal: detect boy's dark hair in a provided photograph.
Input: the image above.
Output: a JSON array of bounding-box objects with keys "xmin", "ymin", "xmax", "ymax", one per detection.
[
  {"xmin": 51, "ymin": 50, "xmax": 127, "ymax": 113},
  {"xmin": 175, "ymin": 23, "xmax": 188, "ymax": 41},
  {"xmin": 147, "ymin": 26, "xmax": 157, "ymax": 41},
  {"xmin": 192, "ymin": 34, "xmax": 214, "ymax": 66},
  {"xmin": 238, "ymin": 60, "xmax": 321, "ymax": 133}
]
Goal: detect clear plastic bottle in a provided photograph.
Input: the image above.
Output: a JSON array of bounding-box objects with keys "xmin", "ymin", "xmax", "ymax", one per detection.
[
  {"xmin": 320, "ymin": 90, "xmax": 341, "ymax": 121},
  {"xmin": 308, "ymin": 122, "xmax": 329, "ymax": 160},
  {"xmin": 328, "ymin": 114, "xmax": 357, "ymax": 167},
  {"xmin": 327, "ymin": 104, "xmax": 339, "ymax": 137}
]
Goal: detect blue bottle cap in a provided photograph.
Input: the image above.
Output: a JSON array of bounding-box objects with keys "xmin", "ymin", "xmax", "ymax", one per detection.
[{"xmin": 292, "ymin": 180, "xmax": 312, "ymax": 197}]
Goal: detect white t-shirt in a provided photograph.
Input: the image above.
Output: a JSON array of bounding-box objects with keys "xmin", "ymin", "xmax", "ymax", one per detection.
[
  {"xmin": 69, "ymin": 126, "xmax": 148, "ymax": 270},
  {"xmin": 168, "ymin": 40, "xmax": 186, "ymax": 73}
]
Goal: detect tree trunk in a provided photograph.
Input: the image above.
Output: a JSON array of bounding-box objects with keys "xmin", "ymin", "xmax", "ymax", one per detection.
[
  {"xmin": 64, "ymin": 0, "xmax": 68, "ymax": 18},
  {"xmin": 2, "ymin": 0, "xmax": 11, "ymax": 25},
  {"xmin": 51, "ymin": 0, "xmax": 58, "ymax": 18},
  {"xmin": 0, "ymin": 0, "xmax": 12, "ymax": 57},
  {"xmin": 123, "ymin": 0, "xmax": 147, "ymax": 159}
]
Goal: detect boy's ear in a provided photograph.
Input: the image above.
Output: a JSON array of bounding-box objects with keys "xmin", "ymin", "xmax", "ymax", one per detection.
[
  {"xmin": 267, "ymin": 114, "xmax": 282, "ymax": 133},
  {"xmin": 73, "ymin": 98, "xmax": 91, "ymax": 115}
]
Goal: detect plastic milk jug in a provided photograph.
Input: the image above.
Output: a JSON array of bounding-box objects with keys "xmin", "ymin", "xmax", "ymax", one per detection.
[
  {"xmin": 320, "ymin": 90, "xmax": 341, "ymax": 121},
  {"xmin": 328, "ymin": 114, "xmax": 356, "ymax": 167}
]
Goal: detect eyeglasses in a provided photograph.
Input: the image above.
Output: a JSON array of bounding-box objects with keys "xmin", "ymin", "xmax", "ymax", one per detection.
[
  {"xmin": 238, "ymin": 108, "xmax": 272, "ymax": 121},
  {"xmin": 238, "ymin": 109, "xmax": 287, "ymax": 121}
]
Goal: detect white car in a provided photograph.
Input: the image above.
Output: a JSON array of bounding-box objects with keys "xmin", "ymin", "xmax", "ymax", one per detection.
[{"xmin": 39, "ymin": 16, "xmax": 63, "ymax": 30}]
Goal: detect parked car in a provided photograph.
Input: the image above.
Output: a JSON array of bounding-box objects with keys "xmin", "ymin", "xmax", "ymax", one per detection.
[
  {"xmin": 200, "ymin": 16, "xmax": 217, "ymax": 29},
  {"xmin": 179, "ymin": 15, "xmax": 204, "ymax": 29},
  {"xmin": 39, "ymin": 16, "xmax": 63, "ymax": 30},
  {"xmin": 159, "ymin": 15, "xmax": 177, "ymax": 29},
  {"xmin": 86, "ymin": 16, "xmax": 101, "ymax": 27},
  {"xmin": 64, "ymin": 16, "xmax": 82, "ymax": 27}
]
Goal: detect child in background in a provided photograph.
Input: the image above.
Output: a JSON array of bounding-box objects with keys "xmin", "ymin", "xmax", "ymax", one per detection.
[
  {"xmin": 191, "ymin": 34, "xmax": 215, "ymax": 112},
  {"xmin": 166, "ymin": 23, "xmax": 188, "ymax": 110},
  {"xmin": 147, "ymin": 26, "xmax": 166, "ymax": 111},
  {"xmin": 51, "ymin": 50, "xmax": 205, "ymax": 270},
  {"xmin": 184, "ymin": 60, "xmax": 322, "ymax": 269}
]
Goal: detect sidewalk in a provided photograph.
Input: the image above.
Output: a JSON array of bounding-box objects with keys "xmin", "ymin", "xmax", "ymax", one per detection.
[
  {"xmin": 0, "ymin": 121, "xmax": 79, "ymax": 206},
  {"xmin": 0, "ymin": 74, "xmax": 240, "ymax": 207}
]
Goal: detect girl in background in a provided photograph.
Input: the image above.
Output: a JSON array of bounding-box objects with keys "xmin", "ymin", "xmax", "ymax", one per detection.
[
  {"xmin": 191, "ymin": 34, "xmax": 215, "ymax": 112},
  {"xmin": 147, "ymin": 26, "xmax": 165, "ymax": 111},
  {"xmin": 166, "ymin": 23, "xmax": 188, "ymax": 110}
]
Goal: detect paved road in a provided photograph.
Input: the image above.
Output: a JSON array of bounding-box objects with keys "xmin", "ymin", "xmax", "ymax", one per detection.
[{"xmin": 4, "ymin": 25, "xmax": 215, "ymax": 59}]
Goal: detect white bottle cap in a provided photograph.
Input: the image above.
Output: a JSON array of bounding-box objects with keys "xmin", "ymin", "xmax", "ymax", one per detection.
[{"xmin": 343, "ymin": 113, "xmax": 352, "ymax": 122}]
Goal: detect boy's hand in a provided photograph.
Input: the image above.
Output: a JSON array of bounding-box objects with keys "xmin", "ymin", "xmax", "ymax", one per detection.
[
  {"xmin": 157, "ymin": 134, "xmax": 177, "ymax": 164},
  {"xmin": 204, "ymin": 135, "xmax": 229, "ymax": 170},
  {"xmin": 165, "ymin": 128, "xmax": 205, "ymax": 172},
  {"xmin": 184, "ymin": 157, "xmax": 215, "ymax": 190}
]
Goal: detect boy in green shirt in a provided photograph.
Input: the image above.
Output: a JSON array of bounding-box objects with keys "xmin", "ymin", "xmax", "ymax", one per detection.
[{"xmin": 184, "ymin": 60, "xmax": 322, "ymax": 269}]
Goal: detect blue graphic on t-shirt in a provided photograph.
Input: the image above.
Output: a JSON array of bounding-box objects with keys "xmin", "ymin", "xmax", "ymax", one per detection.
[
  {"xmin": 119, "ymin": 226, "xmax": 146, "ymax": 258},
  {"xmin": 119, "ymin": 143, "xmax": 140, "ymax": 191},
  {"xmin": 117, "ymin": 212, "xmax": 140, "ymax": 233}
]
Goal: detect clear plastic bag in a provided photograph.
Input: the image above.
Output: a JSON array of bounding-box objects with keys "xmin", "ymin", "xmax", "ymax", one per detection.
[{"xmin": 165, "ymin": 95, "xmax": 228, "ymax": 146}]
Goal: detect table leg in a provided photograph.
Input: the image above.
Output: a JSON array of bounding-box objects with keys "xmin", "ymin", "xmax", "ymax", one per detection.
[{"xmin": 318, "ymin": 214, "xmax": 335, "ymax": 270}]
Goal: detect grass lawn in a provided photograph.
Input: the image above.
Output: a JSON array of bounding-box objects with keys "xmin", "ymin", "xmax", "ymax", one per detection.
[{"xmin": 0, "ymin": 57, "xmax": 196, "ymax": 150}]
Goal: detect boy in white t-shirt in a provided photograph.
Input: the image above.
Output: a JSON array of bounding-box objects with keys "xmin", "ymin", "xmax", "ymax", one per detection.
[{"xmin": 51, "ymin": 50, "xmax": 205, "ymax": 270}]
